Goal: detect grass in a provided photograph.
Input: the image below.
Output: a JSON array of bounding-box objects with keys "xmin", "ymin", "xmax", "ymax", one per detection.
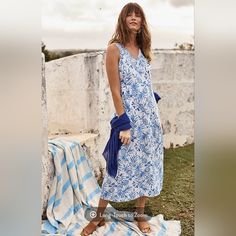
[{"xmin": 98, "ymin": 144, "xmax": 194, "ymax": 236}]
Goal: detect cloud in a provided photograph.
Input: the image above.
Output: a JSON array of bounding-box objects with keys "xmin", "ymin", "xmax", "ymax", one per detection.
[
  {"xmin": 42, "ymin": 0, "xmax": 194, "ymax": 49},
  {"xmin": 168, "ymin": 0, "xmax": 194, "ymax": 7}
]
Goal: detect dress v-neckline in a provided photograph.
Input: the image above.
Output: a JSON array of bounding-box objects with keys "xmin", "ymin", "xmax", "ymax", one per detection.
[{"xmin": 123, "ymin": 46, "xmax": 141, "ymax": 61}]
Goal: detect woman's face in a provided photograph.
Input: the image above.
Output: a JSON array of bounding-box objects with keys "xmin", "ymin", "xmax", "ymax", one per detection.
[{"xmin": 125, "ymin": 11, "xmax": 142, "ymax": 33}]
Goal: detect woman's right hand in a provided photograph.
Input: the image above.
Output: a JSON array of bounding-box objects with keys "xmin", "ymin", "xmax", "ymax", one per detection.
[{"xmin": 119, "ymin": 129, "xmax": 131, "ymax": 145}]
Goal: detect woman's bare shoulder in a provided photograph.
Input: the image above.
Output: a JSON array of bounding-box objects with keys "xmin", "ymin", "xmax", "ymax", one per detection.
[{"xmin": 106, "ymin": 43, "xmax": 120, "ymax": 57}]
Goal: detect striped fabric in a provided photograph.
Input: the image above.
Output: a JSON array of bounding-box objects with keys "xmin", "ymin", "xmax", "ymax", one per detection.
[{"xmin": 41, "ymin": 139, "xmax": 181, "ymax": 236}]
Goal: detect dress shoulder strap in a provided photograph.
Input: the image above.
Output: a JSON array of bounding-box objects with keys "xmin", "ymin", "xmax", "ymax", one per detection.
[{"xmin": 114, "ymin": 42, "xmax": 123, "ymax": 52}]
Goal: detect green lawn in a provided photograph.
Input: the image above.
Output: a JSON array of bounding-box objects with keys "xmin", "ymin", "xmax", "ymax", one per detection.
[{"xmin": 98, "ymin": 144, "xmax": 194, "ymax": 236}]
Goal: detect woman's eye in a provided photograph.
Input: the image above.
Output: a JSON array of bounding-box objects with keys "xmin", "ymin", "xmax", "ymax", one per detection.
[{"xmin": 127, "ymin": 12, "xmax": 141, "ymax": 17}]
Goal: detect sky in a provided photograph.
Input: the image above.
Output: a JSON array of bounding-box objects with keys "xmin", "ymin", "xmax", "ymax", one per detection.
[{"xmin": 42, "ymin": 0, "xmax": 194, "ymax": 50}]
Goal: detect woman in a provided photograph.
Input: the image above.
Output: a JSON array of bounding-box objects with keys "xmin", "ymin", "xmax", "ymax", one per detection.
[{"xmin": 80, "ymin": 2, "xmax": 163, "ymax": 235}]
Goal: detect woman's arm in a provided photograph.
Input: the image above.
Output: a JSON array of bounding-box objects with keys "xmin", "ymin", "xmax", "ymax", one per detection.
[
  {"xmin": 105, "ymin": 43, "xmax": 125, "ymax": 117},
  {"xmin": 105, "ymin": 43, "xmax": 131, "ymax": 145}
]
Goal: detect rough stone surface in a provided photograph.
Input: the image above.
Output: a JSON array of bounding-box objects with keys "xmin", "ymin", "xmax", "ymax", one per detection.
[
  {"xmin": 41, "ymin": 53, "xmax": 50, "ymax": 215},
  {"xmin": 41, "ymin": 151, "xmax": 54, "ymax": 217},
  {"xmin": 151, "ymin": 50, "xmax": 194, "ymax": 147}
]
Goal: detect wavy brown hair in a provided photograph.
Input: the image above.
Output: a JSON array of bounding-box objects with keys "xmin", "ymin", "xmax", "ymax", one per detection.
[{"xmin": 109, "ymin": 2, "xmax": 152, "ymax": 62}]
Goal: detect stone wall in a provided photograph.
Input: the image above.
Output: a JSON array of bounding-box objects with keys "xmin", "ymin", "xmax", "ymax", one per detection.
[
  {"xmin": 41, "ymin": 53, "xmax": 50, "ymax": 215},
  {"xmin": 151, "ymin": 49, "xmax": 194, "ymax": 147},
  {"xmin": 44, "ymin": 51, "xmax": 112, "ymax": 176},
  {"xmin": 45, "ymin": 49, "xmax": 194, "ymax": 148}
]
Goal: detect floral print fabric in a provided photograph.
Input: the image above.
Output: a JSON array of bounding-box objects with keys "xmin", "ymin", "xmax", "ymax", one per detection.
[{"xmin": 100, "ymin": 42, "xmax": 164, "ymax": 202}]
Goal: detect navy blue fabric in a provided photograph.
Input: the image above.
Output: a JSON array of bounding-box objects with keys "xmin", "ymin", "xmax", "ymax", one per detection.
[
  {"xmin": 102, "ymin": 112, "xmax": 132, "ymax": 178},
  {"xmin": 153, "ymin": 91, "xmax": 161, "ymax": 103}
]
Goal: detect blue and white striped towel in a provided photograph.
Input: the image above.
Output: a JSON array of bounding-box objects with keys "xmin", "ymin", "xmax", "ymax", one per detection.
[{"xmin": 42, "ymin": 138, "xmax": 181, "ymax": 236}]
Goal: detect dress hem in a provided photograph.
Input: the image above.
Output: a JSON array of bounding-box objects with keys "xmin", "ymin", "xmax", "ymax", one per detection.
[{"xmin": 99, "ymin": 189, "xmax": 162, "ymax": 203}]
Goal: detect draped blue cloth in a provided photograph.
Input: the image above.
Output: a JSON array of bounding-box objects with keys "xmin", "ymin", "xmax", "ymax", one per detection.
[
  {"xmin": 153, "ymin": 91, "xmax": 161, "ymax": 103},
  {"xmin": 102, "ymin": 112, "xmax": 132, "ymax": 178}
]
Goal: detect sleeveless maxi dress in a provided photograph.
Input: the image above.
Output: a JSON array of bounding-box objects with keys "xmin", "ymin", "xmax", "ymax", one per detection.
[{"xmin": 100, "ymin": 43, "xmax": 164, "ymax": 202}]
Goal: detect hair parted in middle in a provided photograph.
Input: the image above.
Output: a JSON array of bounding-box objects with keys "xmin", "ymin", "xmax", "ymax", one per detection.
[{"xmin": 108, "ymin": 2, "xmax": 152, "ymax": 62}]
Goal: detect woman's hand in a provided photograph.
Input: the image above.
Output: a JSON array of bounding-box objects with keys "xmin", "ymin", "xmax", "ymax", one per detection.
[{"xmin": 119, "ymin": 129, "xmax": 131, "ymax": 145}]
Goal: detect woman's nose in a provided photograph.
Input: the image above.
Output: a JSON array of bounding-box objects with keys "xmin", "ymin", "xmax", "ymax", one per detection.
[{"xmin": 131, "ymin": 12, "xmax": 136, "ymax": 19}]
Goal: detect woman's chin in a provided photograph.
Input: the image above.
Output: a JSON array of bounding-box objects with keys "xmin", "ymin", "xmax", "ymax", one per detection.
[{"xmin": 128, "ymin": 28, "xmax": 139, "ymax": 34}]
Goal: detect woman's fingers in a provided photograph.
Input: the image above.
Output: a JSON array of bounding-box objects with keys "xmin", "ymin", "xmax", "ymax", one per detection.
[
  {"xmin": 124, "ymin": 138, "xmax": 130, "ymax": 145},
  {"xmin": 119, "ymin": 130, "xmax": 131, "ymax": 145},
  {"xmin": 123, "ymin": 137, "xmax": 127, "ymax": 144},
  {"xmin": 121, "ymin": 136, "xmax": 131, "ymax": 145}
]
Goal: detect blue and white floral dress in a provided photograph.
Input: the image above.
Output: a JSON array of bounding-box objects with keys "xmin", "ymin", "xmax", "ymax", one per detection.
[{"xmin": 100, "ymin": 42, "xmax": 164, "ymax": 202}]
